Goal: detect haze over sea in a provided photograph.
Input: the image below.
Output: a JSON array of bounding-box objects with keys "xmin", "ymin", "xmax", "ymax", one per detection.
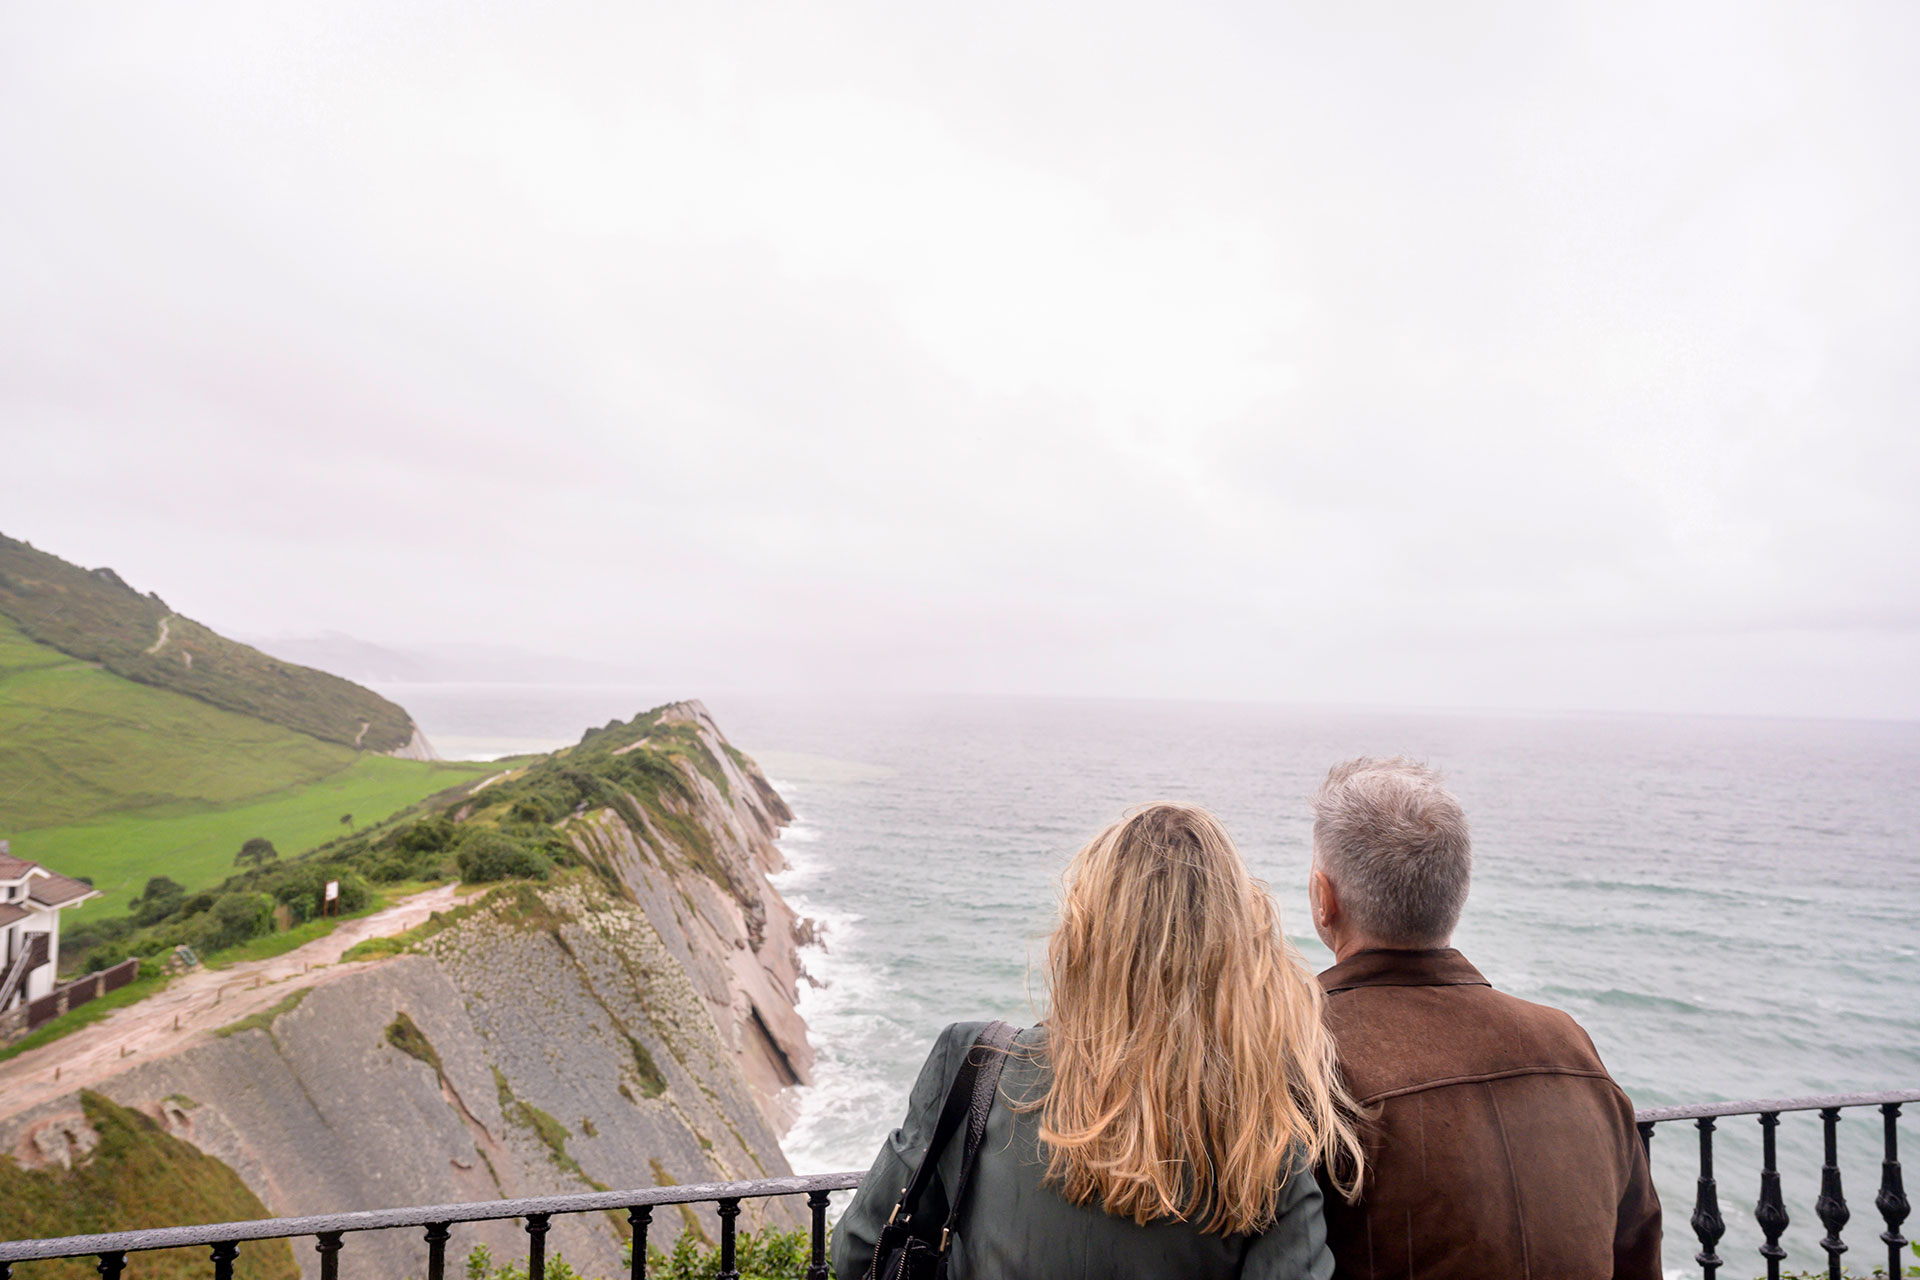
[{"xmin": 389, "ymin": 686, "xmax": 1920, "ymax": 1273}]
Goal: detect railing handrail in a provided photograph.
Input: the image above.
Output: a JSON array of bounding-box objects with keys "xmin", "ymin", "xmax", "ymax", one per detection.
[
  {"xmin": 1, "ymin": 1089, "xmax": 1913, "ymax": 1266},
  {"xmin": 1631, "ymin": 1088, "xmax": 1920, "ymax": 1125},
  {"xmin": 0, "ymin": 1173, "xmax": 863, "ymax": 1263}
]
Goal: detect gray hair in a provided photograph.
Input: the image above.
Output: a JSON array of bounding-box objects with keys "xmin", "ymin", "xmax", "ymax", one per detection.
[{"xmin": 1311, "ymin": 756, "xmax": 1472, "ymax": 946}]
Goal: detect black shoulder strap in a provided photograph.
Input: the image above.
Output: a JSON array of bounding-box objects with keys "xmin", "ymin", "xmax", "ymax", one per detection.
[
  {"xmin": 939, "ymin": 1020, "xmax": 1018, "ymax": 1246},
  {"xmin": 891, "ymin": 1021, "xmax": 1020, "ymax": 1233}
]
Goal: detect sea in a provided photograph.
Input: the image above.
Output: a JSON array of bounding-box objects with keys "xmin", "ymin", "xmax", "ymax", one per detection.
[{"xmin": 383, "ymin": 686, "xmax": 1920, "ymax": 1275}]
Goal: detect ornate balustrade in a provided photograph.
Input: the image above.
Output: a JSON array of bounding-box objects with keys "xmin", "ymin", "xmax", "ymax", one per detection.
[{"xmin": 1, "ymin": 1090, "xmax": 1914, "ymax": 1280}]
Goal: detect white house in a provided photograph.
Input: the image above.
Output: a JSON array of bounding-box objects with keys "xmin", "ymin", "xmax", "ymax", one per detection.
[{"xmin": 0, "ymin": 839, "xmax": 100, "ymax": 1014}]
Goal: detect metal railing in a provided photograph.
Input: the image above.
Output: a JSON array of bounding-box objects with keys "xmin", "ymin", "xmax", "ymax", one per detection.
[
  {"xmin": 0, "ymin": 1173, "xmax": 862, "ymax": 1280},
  {"xmin": 1637, "ymin": 1090, "xmax": 1918, "ymax": 1280},
  {"xmin": 0, "ymin": 1090, "xmax": 1912, "ymax": 1280}
]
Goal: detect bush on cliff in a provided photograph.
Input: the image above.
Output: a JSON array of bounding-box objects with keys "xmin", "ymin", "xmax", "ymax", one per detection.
[
  {"xmin": 256, "ymin": 864, "xmax": 371, "ymax": 923},
  {"xmin": 456, "ymin": 831, "xmax": 552, "ymax": 883},
  {"xmin": 463, "ymin": 1227, "xmax": 818, "ymax": 1280},
  {"xmin": 191, "ymin": 891, "xmax": 275, "ymax": 952}
]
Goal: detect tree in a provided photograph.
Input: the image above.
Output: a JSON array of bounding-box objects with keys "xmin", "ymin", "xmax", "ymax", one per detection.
[
  {"xmin": 132, "ymin": 875, "xmax": 186, "ymax": 925},
  {"xmin": 340, "ymin": 813, "xmax": 354, "ymax": 830},
  {"xmin": 234, "ymin": 836, "xmax": 279, "ymax": 869}
]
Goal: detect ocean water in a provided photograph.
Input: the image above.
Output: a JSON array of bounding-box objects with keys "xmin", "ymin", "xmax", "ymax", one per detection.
[{"xmin": 385, "ymin": 686, "xmax": 1920, "ymax": 1275}]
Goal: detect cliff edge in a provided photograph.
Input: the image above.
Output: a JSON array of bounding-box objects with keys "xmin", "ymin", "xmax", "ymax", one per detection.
[{"xmin": 0, "ymin": 702, "xmax": 814, "ymax": 1279}]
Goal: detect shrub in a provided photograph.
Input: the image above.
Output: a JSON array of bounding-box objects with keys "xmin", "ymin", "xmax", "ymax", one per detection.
[
  {"xmin": 644, "ymin": 1227, "xmax": 814, "ymax": 1280},
  {"xmin": 509, "ymin": 795, "xmax": 558, "ymax": 824},
  {"xmin": 83, "ymin": 943, "xmax": 130, "ymax": 973},
  {"xmin": 192, "ymin": 892, "xmax": 274, "ymax": 952},
  {"xmin": 464, "ymin": 1228, "xmax": 818, "ymax": 1280},
  {"xmin": 234, "ymin": 837, "xmax": 279, "ymax": 870},
  {"xmin": 456, "ymin": 832, "xmax": 551, "ymax": 883},
  {"xmin": 131, "ymin": 877, "xmax": 186, "ymax": 926},
  {"xmin": 252, "ymin": 865, "xmax": 372, "ymax": 924},
  {"xmin": 393, "ymin": 815, "xmax": 456, "ymax": 855}
]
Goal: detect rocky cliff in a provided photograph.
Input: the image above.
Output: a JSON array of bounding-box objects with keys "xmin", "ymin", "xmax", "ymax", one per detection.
[{"xmin": 0, "ymin": 702, "xmax": 813, "ymax": 1279}]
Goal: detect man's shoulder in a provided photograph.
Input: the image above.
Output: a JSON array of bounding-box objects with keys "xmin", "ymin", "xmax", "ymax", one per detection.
[{"xmin": 1326, "ymin": 978, "xmax": 1614, "ymax": 1102}]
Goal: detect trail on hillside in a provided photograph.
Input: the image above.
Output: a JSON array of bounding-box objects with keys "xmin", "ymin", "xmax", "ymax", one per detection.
[
  {"xmin": 142, "ymin": 616, "xmax": 171, "ymax": 655},
  {"xmin": 0, "ymin": 882, "xmax": 477, "ymax": 1125}
]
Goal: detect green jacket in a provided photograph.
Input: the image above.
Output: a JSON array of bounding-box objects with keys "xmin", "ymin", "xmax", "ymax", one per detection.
[{"xmin": 832, "ymin": 1022, "xmax": 1333, "ymax": 1280}]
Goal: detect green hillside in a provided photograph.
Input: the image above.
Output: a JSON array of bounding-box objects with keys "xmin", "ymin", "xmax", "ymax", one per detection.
[
  {"xmin": 0, "ymin": 533, "xmax": 413, "ymax": 751},
  {"xmin": 0, "ymin": 613, "xmax": 489, "ymax": 906},
  {"xmin": 0, "ymin": 613, "xmax": 361, "ymax": 829}
]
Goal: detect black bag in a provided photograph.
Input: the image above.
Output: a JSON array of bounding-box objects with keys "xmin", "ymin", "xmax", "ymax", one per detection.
[{"xmin": 864, "ymin": 1021, "xmax": 1020, "ymax": 1280}]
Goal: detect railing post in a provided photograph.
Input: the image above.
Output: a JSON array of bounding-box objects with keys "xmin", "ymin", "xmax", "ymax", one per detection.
[
  {"xmin": 525, "ymin": 1212, "xmax": 551, "ymax": 1280},
  {"xmin": 315, "ymin": 1231, "xmax": 343, "ymax": 1280},
  {"xmin": 1880, "ymin": 1103, "xmax": 1911, "ymax": 1280},
  {"xmin": 1638, "ymin": 1120, "xmax": 1655, "ymax": 1160},
  {"xmin": 1755, "ymin": 1111, "xmax": 1789, "ymax": 1280},
  {"xmin": 716, "ymin": 1197, "xmax": 741, "ymax": 1280},
  {"xmin": 1691, "ymin": 1116, "xmax": 1724, "ymax": 1279},
  {"xmin": 94, "ymin": 1252, "xmax": 124, "ymax": 1280},
  {"xmin": 424, "ymin": 1222, "xmax": 450, "ymax": 1280},
  {"xmin": 627, "ymin": 1205, "xmax": 651, "ymax": 1280},
  {"xmin": 1817, "ymin": 1106, "xmax": 1850, "ymax": 1280},
  {"xmin": 806, "ymin": 1189, "xmax": 832, "ymax": 1280},
  {"xmin": 210, "ymin": 1240, "xmax": 239, "ymax": 1280}
]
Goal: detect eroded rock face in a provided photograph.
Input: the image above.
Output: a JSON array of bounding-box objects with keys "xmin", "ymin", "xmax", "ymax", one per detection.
[
  {"xmin": 14, "ymin": 1111, "xmax": 99, "ymax": 1171},
  {"xmin": 0, "ymin": 705, "xmax": 817, "ymax": 1280}
]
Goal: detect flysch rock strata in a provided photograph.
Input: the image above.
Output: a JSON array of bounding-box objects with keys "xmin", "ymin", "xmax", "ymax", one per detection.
[{"xmin": 0, "ymin": 702, "xmax": 817, "ymax": 1280}]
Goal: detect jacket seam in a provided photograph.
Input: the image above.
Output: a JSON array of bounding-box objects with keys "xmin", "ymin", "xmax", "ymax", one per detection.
[
  {"xmin": 1483, "ymin": 1080, "xmax": 1532, "ymax": 1280},
  {"xmin": 1357, "ymin": 1064, "xmax": 1615, "ymax": 1105}
]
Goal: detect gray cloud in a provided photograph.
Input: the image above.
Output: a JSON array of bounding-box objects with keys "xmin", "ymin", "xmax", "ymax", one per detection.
[{"xmin": 3, "ymin": 0, "xmax": 1915, "ymax": 717}]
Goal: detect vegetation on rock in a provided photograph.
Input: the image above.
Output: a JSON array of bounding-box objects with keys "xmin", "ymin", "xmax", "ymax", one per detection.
[
  {"xmin": 463, "ymin": 1228, "xmax": 818, "ymax": 1280},
  {"xmin": 0, "ymin": 1091, "xmax": 299, "ymax": 1280}
]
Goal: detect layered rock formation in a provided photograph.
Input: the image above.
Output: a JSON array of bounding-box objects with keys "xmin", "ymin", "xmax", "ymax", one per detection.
[{"xmin": 0, "ymin": 703, "xmax": 812, "ymax": 1280}]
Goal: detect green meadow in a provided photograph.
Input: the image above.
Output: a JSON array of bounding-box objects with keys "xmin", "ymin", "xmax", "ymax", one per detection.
[
  {"xmin": 0, "ymin": 612, "xmax": 492, "ymax": 910},
  {"xmin": 8, "ymin": 755, "xmax": 492, "ymax": 911},
  {"xmin": 0, "ymin": 614, "xmax": 363, "ymax": 830}
]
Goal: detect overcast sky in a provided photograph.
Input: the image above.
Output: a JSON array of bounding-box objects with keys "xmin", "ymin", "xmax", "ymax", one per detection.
[{"xmin": 3, "ymin": 1, "xmax": 1916, "ymax": 718}]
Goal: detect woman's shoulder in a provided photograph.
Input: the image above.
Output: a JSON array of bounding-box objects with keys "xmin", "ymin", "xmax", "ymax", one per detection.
[{"xmin": 930, "ymin": 1019, "xmax": 1046, "ymax": 1055}]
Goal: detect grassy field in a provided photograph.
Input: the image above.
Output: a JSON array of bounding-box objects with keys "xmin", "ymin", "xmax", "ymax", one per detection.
[
  {"xmin": 0, "ymin": 613, "xmax": 364, "ymax": 830},
  {"xmin": 0, "ymin": 609, "xmax": 492, "ymax": 908},
  {"xmin": 7, "ymin": 754, "xmax": 491, "ymax": 911}
]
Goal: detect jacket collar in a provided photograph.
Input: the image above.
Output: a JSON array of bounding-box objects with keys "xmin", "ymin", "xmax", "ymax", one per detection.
[{"xmin": 1318, "ymin": 947, "xmax": 1491, "ymax": 995}]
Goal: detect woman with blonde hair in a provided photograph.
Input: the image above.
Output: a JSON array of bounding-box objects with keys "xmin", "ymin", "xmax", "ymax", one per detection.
[{"xmin": 833, "ymin": 802, "xmax": 1364, "ymax": 1279}]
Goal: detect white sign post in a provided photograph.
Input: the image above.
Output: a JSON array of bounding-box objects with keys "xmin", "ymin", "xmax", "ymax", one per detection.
[{"xmin": 324, "ymin": 880, "xmax": 339, "ymax": 916}]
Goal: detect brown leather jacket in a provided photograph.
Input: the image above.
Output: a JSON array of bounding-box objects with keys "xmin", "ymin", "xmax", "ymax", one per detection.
[{"xmin": 1317, "ymin": 949, "xmax": 1662, "ymax": 1280}]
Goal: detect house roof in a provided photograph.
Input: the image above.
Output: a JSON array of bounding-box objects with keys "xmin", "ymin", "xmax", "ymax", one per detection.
[
  {"xmin": 0, "ymin": 901, "xmax": 28, "ymax": 928},
  {"xmin": 0, "ymin": 849, "xmax": 99, "ymax": 909},
  {"xmin": 27, "ymin": 872, "xmax": 98, "ymax": 908}
]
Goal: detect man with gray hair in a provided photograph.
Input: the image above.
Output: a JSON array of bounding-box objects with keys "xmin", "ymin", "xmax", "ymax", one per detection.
[{"xmin": 1308, "ymin": 757, "xmax": 1662, "ymax": 1280}]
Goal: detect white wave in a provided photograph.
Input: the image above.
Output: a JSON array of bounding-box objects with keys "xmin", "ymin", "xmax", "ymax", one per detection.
[{"xmin": 776, "ymin": 843, "xmax": 919, "ymax": 1175}]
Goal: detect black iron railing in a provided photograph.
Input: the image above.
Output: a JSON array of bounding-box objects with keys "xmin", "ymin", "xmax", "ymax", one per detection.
[
  {"xmin": 0, "ymin": 1173, "xmax": 861, "ymax": 1280},
  {"xmin": 1636, "ymin": 1090, "xmax": 1919, "ymax": 1280},
  {"xmin": 0, "ymin": 1090, "xmax": 1913, "ymax": 1280}
]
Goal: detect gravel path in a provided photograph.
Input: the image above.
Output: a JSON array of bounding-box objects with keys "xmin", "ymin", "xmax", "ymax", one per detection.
[{"xmin": 0, "ymin": 882, "xmax": 477, "ymax": 1124}]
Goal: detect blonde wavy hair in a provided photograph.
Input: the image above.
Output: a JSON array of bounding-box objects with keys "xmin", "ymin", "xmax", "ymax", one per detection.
[{"xmin": 1030, "ymin": 802, "xmax": 1365, "ymax": 1234}]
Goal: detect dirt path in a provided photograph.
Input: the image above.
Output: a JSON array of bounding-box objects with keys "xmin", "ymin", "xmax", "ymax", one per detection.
[
  {"xmin": 0, "ymin": 882, "xmax": 477, "ymax": 1125},
  {"xmin": 143, "ymin": 616, "xmax": 171, "ymax": 656}
]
